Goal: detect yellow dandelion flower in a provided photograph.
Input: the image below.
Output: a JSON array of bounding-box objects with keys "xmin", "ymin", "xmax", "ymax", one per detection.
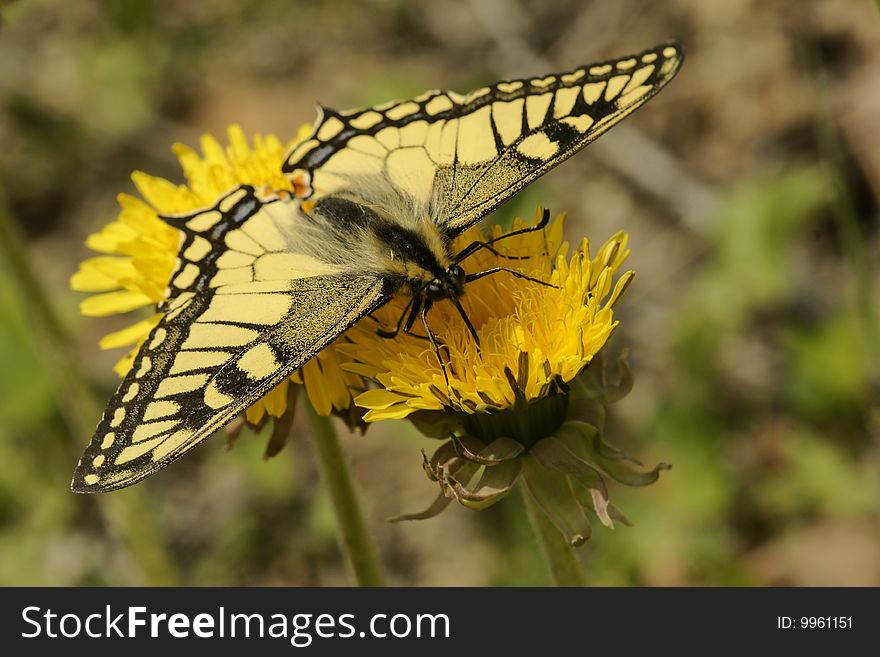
[
  {"xmin": 71, "ymin": 124, "xmax": 362, "ymax": 430},
  {"xmin": 340, "ymin": 209, "xmax": 668, "ymax": 545},
  {"xmin": 345, "ymin": 209, "xmax": 634, "ymax": 422}
]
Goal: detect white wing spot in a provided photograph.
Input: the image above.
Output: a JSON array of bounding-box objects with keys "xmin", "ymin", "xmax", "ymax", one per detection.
[
  {"xmin": 560, "ymin": 114, "xmax": 594, "ymax": 133},
  {"xmin": 465, "ymin": 87, "xmax": 491, "ymax": 102},
  {"xmin": 149, "ymin": 328, "xmax": 167, "ymax": 350},
  {"xmin": 136, "ymin": 356, "xmax": 152, "ymax": 378},
  {"xmin": 110, "ymin": 407, "xmax": 126, "ymax": 427},
  {"xmin": 186, "ymin": 210, "xmax": 223, "ymax": 233},
  {"xmin": 173, "ymin": 263, "xmax": 199, "ymax": 289},
  {"xmin": 183, "ymin": 236, "xmax": 212, "ymax": 261},
  {"xmin": 425, "ymin": 95, "xmax": 453, "ymax": 115},
  {"xmin": 497, "ymin": 81, "xmax": 523, "ymax": 93},
  {"xmin": 385, "ymin": 101, "xmax": 420, "ymax": 121},
  {"xmin": 531, "ymin": 75, "xmax": 556, "ymax": 89},
  {"xmin": 317, "ymin": 116, "xmax": 345, "ymax": 141},
  {"xmin": 561, "ymin": 70, "xmax": 586, "ymax": 84},
  {"xmin": 236, "ymin": 342, "xmax": 280, "ymax": 380},
  {"xmin": 121, "ymin": 383, "xmax": 140, "ymax": 403},
  {"xmin": 517, "ymin": 132, "xmax": 559, "ymax": 160},
  {"xmin": 349, "ymin": 111, "xmax": 384, "ymax": 130}
]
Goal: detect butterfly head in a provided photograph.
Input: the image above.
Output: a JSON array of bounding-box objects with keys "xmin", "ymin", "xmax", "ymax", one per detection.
[{"xmin": 425, "ymin": 263, "xmax": 466, "ymax": 302}]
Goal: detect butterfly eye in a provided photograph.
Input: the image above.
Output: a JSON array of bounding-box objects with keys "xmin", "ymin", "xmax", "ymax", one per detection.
[
  {"xmin": 449, "ymin": 265, "xmax": 465, "ymax": 286},
  {"xmin": 426, "ymin": 280, "xmax": 445, "ymax": 301}
]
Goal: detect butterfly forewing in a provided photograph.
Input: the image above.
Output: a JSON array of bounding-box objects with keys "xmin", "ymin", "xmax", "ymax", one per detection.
[
  {"xmin": 72, "ymin": 187, "xmax": 386, "ymax": 492},
  {"xmin": 283, "ymin": 42, "xmax": 683, "ymax": 235}
]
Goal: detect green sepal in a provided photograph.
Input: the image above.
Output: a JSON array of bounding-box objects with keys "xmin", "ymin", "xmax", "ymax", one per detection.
[
  {"xmin": 554, "ymin": 421, "xmax": 671, "ymax": 487},
  {"xmin": 521, "ymin": 456, "xmax": 592, "ymax": 547},
  {"xmin": 452, "ymin": 460, "xmax": 522, "ymax": 510},
  {"xmin": 389, "ymin": 492, "xmax": 452, "ymax": 522},
  {"xmin": 408, "ymin": 409, "xmax": 463, "ymax": 439},
  {"xmin": 453, "ymin": 435, "xmax": 524, "ymax": 464}
]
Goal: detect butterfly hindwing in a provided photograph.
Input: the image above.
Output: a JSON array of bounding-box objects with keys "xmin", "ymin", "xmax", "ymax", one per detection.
[
  {"xmin": 72, "ymin": 187, "xmax": 386, "ymax": 492},
  {"xmin": 283, "ymin": 42, "xmax": 683, "ymax": 235}
]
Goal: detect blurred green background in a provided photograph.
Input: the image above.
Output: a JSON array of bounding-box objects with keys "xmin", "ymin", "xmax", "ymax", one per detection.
[{"xmin": 1, "ymin": 0, "xmax": 878, "ymax": 586}]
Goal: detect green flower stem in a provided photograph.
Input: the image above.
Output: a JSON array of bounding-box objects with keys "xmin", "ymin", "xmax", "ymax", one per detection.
[
  {"xmin": 306, "ymin": 405, "xmax": 385, "ymax": 586},
  {"xmin": 521, "ymin": 485, "xmax": 587, "ymax": 587},
  {"xmin": 0, "ymin": 193, "xmax": 178, "ymax": 585}
]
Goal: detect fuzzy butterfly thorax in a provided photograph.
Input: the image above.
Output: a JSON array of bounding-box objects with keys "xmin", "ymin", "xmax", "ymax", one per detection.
[{"xmin": 72, "ymin": 42, "xmax": 683, "ymax": 492}]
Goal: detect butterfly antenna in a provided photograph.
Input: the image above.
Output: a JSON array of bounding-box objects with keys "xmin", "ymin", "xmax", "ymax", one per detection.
[
  {"xmin": 455, "ymin": 208, "xmax": 551, "ymax": 263},
  {"xmin": 465, "ymin": 267, "xmax": 557, "ymax": 288}
]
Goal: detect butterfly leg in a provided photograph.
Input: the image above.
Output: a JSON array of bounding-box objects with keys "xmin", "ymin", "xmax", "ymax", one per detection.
[
  {"xmin": 455, "ymin": 208, "xmax": 551, "ymax": 263},
  {"xmin": 374, "ymin": 296, "xmax": 416, "ymax": 339},
  {"xmin": 372, "ymin": 296, "xmax": 438, "ymax": 344},
  {"xmin": 419, "ymin": 300, "xmax": 451, "ymax": 389},
  {"xmin": 452, "ymin": 298, "xmax": 481, "ymax": 350}
]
